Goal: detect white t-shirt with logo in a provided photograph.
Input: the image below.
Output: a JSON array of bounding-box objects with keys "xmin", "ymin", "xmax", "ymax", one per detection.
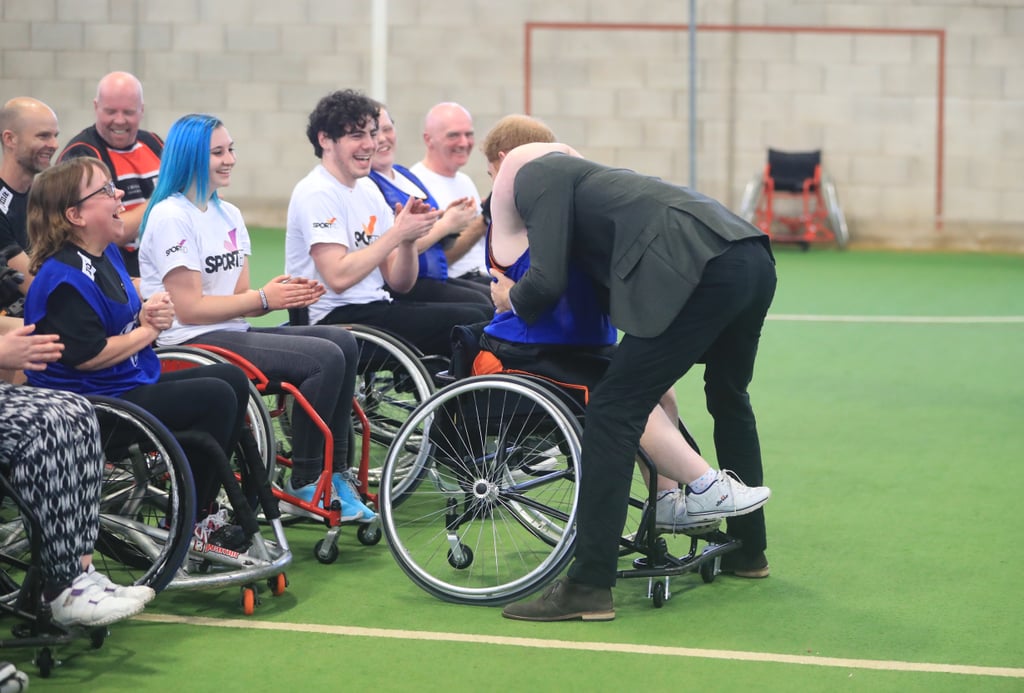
[
  {"xmin": 138, "ymin": 193, "xmax": 252, "ymax": 345},
  {"xmin": 409, "ymin": 162, "xmax": 486, "ymax": 278},
  {"xmin": 285, "ymin": 165, "xmax": 396, "ymax": 325}
]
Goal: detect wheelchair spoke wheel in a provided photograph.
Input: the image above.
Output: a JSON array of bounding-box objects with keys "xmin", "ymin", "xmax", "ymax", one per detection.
[
  {"xmin": 379, "ymin": 375, "xmax": 581, "ymax": 606},
  {"xmin": 346, "ymin": 325, "xmax": 435, "ymax": 492},
  {"xmin": 88, "ymin": 396, "xmax": 196, "ymax": 592}
]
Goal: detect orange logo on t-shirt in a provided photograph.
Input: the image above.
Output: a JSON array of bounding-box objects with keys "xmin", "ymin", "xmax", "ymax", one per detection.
[{"xmin": 362, "ymin": 216, "xmax": 377, "ymax": 237}]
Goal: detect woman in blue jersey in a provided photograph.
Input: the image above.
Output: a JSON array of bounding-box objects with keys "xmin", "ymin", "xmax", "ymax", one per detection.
[
  {"xmin": 23, "ymin": 156, "xmax": 253, "ymax": 550},
  {"xmin": 478, "ymin": 118, "xmax": 770, "ymax": 541}
]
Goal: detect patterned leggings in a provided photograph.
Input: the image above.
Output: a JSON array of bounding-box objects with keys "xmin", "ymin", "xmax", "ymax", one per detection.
[{"xmin": 0, "ymin": 383, "xmax": 102, "ymax": 594}]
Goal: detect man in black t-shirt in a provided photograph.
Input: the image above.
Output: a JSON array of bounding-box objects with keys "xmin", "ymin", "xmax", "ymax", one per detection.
[
  {"xmin": 0, "ymin": 97, "xmax": 59, "ymax": 383},
  {"xmin": 0, "ymin": 97, "xmax": 60, "ymax": 317}
]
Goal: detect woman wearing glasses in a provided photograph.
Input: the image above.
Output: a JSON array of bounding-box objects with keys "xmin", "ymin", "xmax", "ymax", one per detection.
[{"xmin": 22, "ymin": 156, "xmax": 255, "ymax": 552}]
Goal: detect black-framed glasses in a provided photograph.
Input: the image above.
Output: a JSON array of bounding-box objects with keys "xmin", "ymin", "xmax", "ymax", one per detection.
[{"xmin": 73, "ymin": 180, "xmax": 117, "ymax": 206}]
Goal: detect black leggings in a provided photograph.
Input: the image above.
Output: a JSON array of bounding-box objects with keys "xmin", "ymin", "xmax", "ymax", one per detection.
[
  {"xmin": 390, "ymin": 276, "xmax": 492, "ymax": 306},
  {"xmin": 320, "ymin": 300, "xmax": 493, "ymax": 358},
  {"xmin": 121, "ymin": 363, "xmax": 249, "ymax": 513},
  {"xmin": 185, "ymin": 325, "xmax": 358, "ymax": 488}
]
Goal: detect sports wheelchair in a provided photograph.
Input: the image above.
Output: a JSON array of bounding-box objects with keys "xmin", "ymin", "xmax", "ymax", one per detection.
[
  {"xmin": 342, "ymin": 323, "xmax": 440, "ymax": 489},
  {"xmin": 376, "ymin": 334, "xmax": 742, "ymax": 609},
  {"xmin": 87, "ymin": 395, "xmax": 291, "ymax": 615},
  {"xmin": 738, "ymin": 148, "xmax": 849, "ymax": 250},
  {"xmin": 0, "ymin": 394, "xmax": 285, "ymax": 676},
  {"xmin": 285, "ymin": 308, "xmax": 441, "ymax": 491},
  {"xmin": 157, "ymin": 341, "xmax": 390, "ymax": 564},
  {"xmin": 0, "ymin": 467, "xmax": 108, "ymax": 678}
]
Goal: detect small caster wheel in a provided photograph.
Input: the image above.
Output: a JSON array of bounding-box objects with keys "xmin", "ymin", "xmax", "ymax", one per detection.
[
  {"xmin": 36, "ymin": 647, "xmax": 54, "ymax": 678},
  {"xmin": 90, "ymin": 626, "xmax": 108, "ymax": 649},
  {"xmin": 357, "ymin": 523, "xmax": 382, "ymax": 546},
  {"xmin": 700, "ymin": 559, "xmax": 716, "ymax": 584},
  {"xmin": 314, "ymin": 538, "xmax": 339, "ymax": 564},
  {"xmin": 447, "ymin": 544, "xmax": 473, "ymax": 569},
  {"xmin": 240, "ymin": 586, "xmax": 259, "ymax": 615},
  {"xmin": 268, "ymin": 573, "xmax": 288, "ymax": 596},
  {"xmin": 652, "ymin": 581, "xmax": 666, "ymax": 608}
]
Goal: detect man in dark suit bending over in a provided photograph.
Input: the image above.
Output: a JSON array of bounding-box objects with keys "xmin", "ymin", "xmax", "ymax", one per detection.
[{"xmin": 490, "ymin": 143, "xmax": 777, "ymax": 621}]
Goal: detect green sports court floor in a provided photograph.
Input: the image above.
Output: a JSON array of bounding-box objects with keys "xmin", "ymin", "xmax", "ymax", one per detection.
[{"xmin": 13, "ymin": 233, "xmax": 1024, "ymax": 692}]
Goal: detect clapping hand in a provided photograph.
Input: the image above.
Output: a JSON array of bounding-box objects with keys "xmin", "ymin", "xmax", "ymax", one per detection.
[
  {"xmin": 262, "ymin": 275, "xmax": 326, "ymax": 310},
  {"xmin": 140, "ymin": 292, "xmax": 174, "ymax": 332},
  {"xmin": 391, "ymin": 198, "xmax": 442, "ymax": 244}
]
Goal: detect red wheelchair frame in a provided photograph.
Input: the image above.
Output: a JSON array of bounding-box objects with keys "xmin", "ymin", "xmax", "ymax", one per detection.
[
  {"xmin": 159, "ymin": 343, "xmax": 382, "ymax": 564},
  {"xmin": 751, "ymin": 148, "xmax": 848, "ymax": 250}
]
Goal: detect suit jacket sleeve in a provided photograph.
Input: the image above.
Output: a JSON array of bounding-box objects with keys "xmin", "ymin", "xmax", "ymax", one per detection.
[{"xmin": 507, "ymin": 160, "xmax": 574, "ymax": 324}]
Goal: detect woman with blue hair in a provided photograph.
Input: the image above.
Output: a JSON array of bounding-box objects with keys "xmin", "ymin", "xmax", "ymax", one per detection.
[{"xmin": 137, "ymin": 113, "xmax": 374, "ymax": 523}]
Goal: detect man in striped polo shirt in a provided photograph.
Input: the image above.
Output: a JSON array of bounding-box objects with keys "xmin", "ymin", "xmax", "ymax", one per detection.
[{"xmin": 59, "ymin": 71, "xmax": 163, "ymax": 277}]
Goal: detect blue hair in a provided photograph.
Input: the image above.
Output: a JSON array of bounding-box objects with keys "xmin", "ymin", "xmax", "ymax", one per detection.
[{"xmin": 139, "ymin": 113, "xmax": 223, "ymax": 239}]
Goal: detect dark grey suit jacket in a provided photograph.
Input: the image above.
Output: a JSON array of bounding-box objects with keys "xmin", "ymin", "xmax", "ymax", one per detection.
[{"xmin": 508, "ymin": 153, "xmax": 772, "ymax": 339}]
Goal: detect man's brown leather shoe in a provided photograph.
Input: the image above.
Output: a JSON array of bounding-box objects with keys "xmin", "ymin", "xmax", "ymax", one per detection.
[{"xmin": 501, "ymin": 578, "xmax": 614, "ymax": 622}]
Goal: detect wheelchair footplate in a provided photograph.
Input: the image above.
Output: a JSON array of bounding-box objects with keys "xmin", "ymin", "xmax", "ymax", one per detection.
[{"xmin": 616, "ymin": 529, "xmax": 741, "ymax": 608}]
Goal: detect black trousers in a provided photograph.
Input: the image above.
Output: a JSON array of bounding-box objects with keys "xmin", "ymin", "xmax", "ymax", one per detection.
[
  {"xmin": 567, "ymin": 238, "xmax": 777, "ymax": 587},
  {"xmin": 390, "ymin": 276, "xmax": 492, "ymax": 306},
  {"xmin": 122, "ymin": 363, "xmax": 250, "ymax": 514},
  {"xmin": 320, "ymin": 300, "xmax": 493, "ymax": 359}
]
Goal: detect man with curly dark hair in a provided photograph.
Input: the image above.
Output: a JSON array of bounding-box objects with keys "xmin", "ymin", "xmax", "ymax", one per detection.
[{"xmin": 285, "ymin": 90, "xmax": 492, "ymax": 358}]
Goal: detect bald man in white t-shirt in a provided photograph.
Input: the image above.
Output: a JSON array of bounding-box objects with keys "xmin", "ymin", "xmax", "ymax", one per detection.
[{"xmin": 410, "ymin": 102, "xmax": 490, "ymax": 285}]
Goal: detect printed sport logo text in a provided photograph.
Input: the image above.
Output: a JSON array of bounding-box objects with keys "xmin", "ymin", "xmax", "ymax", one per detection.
[
  {"xmin": 164, "ymin": 239, "xmax": 187, "ymax": 256},
  {"xmin": 205, "ymin": 228, "xmax": 243, "ymax": 273},
  {"xmin": 353, "ymin": 216, "xmax": 377, "ymax": 247}
]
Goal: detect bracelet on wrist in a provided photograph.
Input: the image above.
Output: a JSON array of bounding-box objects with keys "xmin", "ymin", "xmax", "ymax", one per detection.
[{"xmin": 257, "ymin": 288, "xmax": 269, "ymax": 311}]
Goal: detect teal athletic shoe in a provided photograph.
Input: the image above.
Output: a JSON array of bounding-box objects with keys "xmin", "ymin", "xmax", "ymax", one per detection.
[
  {"xmin": 332, "ymin": 471, "xmax": 377, "ymax": 523},
  {"xmin": 284, "ymin": 476, "xmax": 363, "ymax": 522}
]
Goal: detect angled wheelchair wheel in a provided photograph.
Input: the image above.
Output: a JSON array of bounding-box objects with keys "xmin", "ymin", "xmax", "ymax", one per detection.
[
  {"xmin": 822, "ymin": 174, "xmax": 850, "ymax": 249},
  {"xmin": 87, "ymin": 396, "xmax": 196, "ymax": 592},
  {"xmin": 155, "ymin": 346, "xmax": 276, "ymax": 481},
  {"xmin": 0, "ymin": 480, "xmax": 44, "ymax": 621},
  {"xmin": 345, "ymin": 324, "xmax": 435, "ymax": 491},
  {"xmin": 379, "ymin": 375, "xmax": 581, "ymax": 606}
]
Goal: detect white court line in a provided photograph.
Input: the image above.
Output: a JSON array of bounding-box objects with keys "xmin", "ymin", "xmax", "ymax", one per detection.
[
  {"xmin": 135, "ymin": 613, "xmax": 1024, "ymax": 679},
  {"xmin": 769, "ymin": 314, "xmax": 1024, "ymax": 324}
]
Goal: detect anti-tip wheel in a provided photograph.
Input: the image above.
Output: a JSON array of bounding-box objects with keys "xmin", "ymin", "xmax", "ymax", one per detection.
[
  {"xmin": 700, "ymin": 558, "xmax": 717, "ymax": 584},
  {"xmin": 652, "ymin": 581, "xmax": 666, "ymax": 608},
  {"xmin": 241, "ymin": 586, "xmax": 259, "ymax": 615},
  {"xmin": 314, "ymin": 538, "xmax": 339, "ymax": 564},
  {"xmin": 268, "ymin": 573, "xmax": 288, "ymax": 596},
  {"xmin": 447, "ymin": 544, "xmax": 474, "ymax": 569},
  {"xmin": 357, "ymin": 523, "xmax": 382, "ymax": 546}
]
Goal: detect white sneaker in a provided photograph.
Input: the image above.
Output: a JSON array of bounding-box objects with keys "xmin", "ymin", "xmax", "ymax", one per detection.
[
  {"xmin": 653, "ymin": 489, "xmax": 721, "ymax": 534},
  {"xmin": 0, "ymin": 661, "xmax": 29, "ymax": 693},
  {"xmin": 48, "ymin": 571, "xmax": 146, "ymax": 628},
  {"xmin": 85, "ymin": 564, "xmax": 155, "ymax": 604},
  {"xmin": 685, "ymin": 470, "xmax": 771, "ymax": 519}
]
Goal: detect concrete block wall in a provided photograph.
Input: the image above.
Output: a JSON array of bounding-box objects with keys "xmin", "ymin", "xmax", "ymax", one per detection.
[{"xmin": 1, "ymin": 0, "xmax": 1021, "ymax": 251}]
